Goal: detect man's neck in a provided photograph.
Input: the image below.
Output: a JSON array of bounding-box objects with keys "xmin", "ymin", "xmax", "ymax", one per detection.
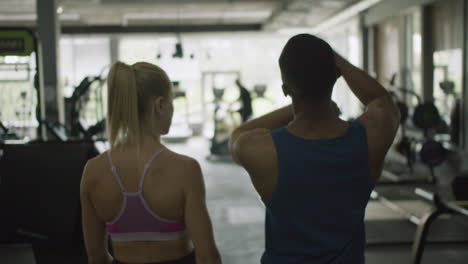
[
  {"xmin": 292, "ymin": 100, "xmax": 338, "ymax": 121},
  {"xmin": 288, "ymin": 99, "xmax": 344, "ymax": 133}
]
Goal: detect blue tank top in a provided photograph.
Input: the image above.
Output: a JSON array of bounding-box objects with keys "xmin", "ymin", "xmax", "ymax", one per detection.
[{"xmin": 261, "ymin": 121, "xmax": 374, "ymax": 264}]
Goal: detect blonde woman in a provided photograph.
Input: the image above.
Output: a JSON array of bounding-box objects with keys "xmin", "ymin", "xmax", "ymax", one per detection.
[{"xmin": 80, "ymin": 62, "xmax": 221, "ymax": 264}]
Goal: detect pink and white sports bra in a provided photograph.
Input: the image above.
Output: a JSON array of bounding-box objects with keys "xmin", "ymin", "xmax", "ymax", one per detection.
[{"xmin": 105, "ymin": 148, "xmax": 186, "ymax": 242}]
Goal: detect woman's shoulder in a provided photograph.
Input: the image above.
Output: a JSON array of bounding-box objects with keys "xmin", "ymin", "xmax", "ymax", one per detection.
[
  {"xmin": 84, "ymin": 151, "xmax": 113, "ymax": 176},
  {"xmin": 163, "ymin": 149, "xmax": 201, "ymax": 170},
  {"xmin": 86, "ymin": 151, "xmax": 109, "ymax": 169},
  {"xmin": 80, "ymin": 152, "xmax": 109, "ymax": 191}
]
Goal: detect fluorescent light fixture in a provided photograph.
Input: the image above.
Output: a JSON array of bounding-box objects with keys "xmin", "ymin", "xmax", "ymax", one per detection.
[
  {"xmin": 0, "ymin": 13, "xmax": 80, "ymax": 21},
  {"xmin": 124, "ymin": 12, "xmax": 220, "ymax": 20},
  {"xmin": 311, "ymin": 0, "xmax": 383, "ymax": 34},
  {"xmin": 0, "ymin": 14, "xmax": 36, "ymax": 21},
  {"xmin": 123, "ymin": 12, "xmax": 226, "ymax": 25}
]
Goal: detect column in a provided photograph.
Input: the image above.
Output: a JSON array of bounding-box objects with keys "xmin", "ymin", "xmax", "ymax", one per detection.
[{"xmin": 36, "ymin": 0, "xmax": 63, "ymax": 139}]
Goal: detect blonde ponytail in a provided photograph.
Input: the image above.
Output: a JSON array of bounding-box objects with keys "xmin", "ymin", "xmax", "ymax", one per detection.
[
  {"xmin": 106, "ymin": 61, "xmax": 172, "ymax": 149},
  {"xmin": 107, "ymin": 62, "xmax": 141, "ymax": 148}
]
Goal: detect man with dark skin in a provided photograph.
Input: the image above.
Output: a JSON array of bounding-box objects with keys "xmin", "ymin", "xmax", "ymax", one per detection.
[{"xmin": 230, "ymin": 34, "xmax": 400, "ymax": 263}]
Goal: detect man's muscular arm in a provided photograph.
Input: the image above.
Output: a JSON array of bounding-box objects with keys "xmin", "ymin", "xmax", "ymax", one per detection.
[
  {"xmin": 229, "ymin": 105, "xmax": 293, "ymax": 164},
  {"xmin": 335, "ymin": 52, "xmax": 400, "ymax": 183}
]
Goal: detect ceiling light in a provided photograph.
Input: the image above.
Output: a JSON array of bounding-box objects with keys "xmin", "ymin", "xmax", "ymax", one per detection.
[
  {"xmin": 0, "ymin": 13, "xmax": 80, "ymax": 22},
  {"xmin": 0, "ymin": 14, "xmax": 36, "ymax": 21},
  {"xmin": 57, "ymin": 6, "xmax": 64, "ymax": 14}
]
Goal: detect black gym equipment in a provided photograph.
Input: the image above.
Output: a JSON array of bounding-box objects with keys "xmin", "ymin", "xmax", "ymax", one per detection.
[
  {"xmin": 396, "ymin": 88, "xmax": 440, "ymax": 132},
  {"xmin": 436, "ymin": 74, "xmax": 462, "ymax": 146},
  {"xmin": 452, "ymin": 175, "xmax": 468, "ymax": 201},
  {"xmin": 386, "ymin": 74, "xmax": 448, "ymax": 182},
  {"xmin": 370, "ymin": 173, "xmax": 468, "ymax": 264},
  {"xmin": 65, "ymin": 75, "xmax": 106, "ymax": 142},
  {"xmin": 388, "ymin": 74, "xmax": 409, "ymax": 125},
  {"xmin": 389, "ymin": 135, "xmax": 448, "ymax": 184},
  {"xmin": 31, "ymin": 73, "xmax": 107, "ymax": 144},
  {"xmin": 396, "ymin": 101, "xmax": 409, "ymax": 125},
  {"xmin": 412, "ymin": 102, "xmax": 441, "ymax": 131},
  {"xmin": 373, "ymin": 75, "xmax": 466, "ymax": 263},
  {"xmin": 0, "ymin": 121, "xmax": 19, "ymax": 141},
  {"xmin": 0, "ymin": 29, "xmax": 108, "ymax": 263},
  {"xmin": 450, "ymin": 99, "xmax": 461, "ymax": 146},
  {"xmin": 235, "ymin": 79, "xmax": 253, "ymax": 123},
  {"xmin": 251, "ymin": 84, "xmax": 275, "ymax": 116},
  {"xmin": 0, "ymin": 142, "xmax": 96, "ymax": 255},
  {"xmin": 374, "ymin": 72, "xmax": 467, "ymax": 261},
  {"xmin": 209, "ymin": 87, "xmax": 232, "ymax": 158},
  {"xmin": 209, "ymin": 78, "xmax": 256, "ymax": 159},
  {"xmin": 388, "ymin": 75, "xmax": 417, "ymax": 173},
  {"xmin": 388, "ymin": 73, "xmax": 441, "ymax": 132},
  {"xmin": 203, "ymin": 71, "xmax": 238, "ymax": 159},
  {"xmin": 418, "ymin": 140, "xmax": 448, "ymax": 168},
  {"xmin": 411, "ymin": 186, "xmax": 468, "ymax": 264}
]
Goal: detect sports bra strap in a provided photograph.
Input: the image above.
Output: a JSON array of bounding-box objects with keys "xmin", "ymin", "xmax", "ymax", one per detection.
[
  {"xmin": 138, "ymin": 148, "xmax": 166, "ymax": 191},
  {"xmin": 107, "ymin": 151, "xmax": 127, "ymax": 192}
]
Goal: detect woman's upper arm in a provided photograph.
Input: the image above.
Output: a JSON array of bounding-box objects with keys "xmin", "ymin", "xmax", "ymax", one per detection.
[
  {"xmin": 183, "ymin": 159, "xmax": 221, "ymax": 264},
  {"xmin": 80, "ymin": 160, "xmax": 111, "ymax": 264}
]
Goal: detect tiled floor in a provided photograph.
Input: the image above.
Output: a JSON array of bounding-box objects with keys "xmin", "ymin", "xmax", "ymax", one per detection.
[{"xmin": 168, "ymin": 137, "xmax": 266, "ymax": 263}]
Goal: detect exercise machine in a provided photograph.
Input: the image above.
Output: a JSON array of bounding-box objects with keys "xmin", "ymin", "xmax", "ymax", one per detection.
[
  {"xmin": 65, "ymin": 75, "xmax": 106, "ymax": 142},
  {"xmin": 202, "ymin": 71, "xmax": 239, "ymax": 160},
  {"xmin": 0, "ymin": 29, "xmax": 101, "ymax": 262},
  {"xmin": 209, "ymin": 86, "xmax": 234, "ymax": 158},
  {"xmin": 371, "ymin": 173, "xmax": 468, "ymax": 264},
  {"xmin": 251, "ymin": 84, "xmax": 275, "ymax": 118},
  {"xmin": 161, "ymin": 81, "xmax": 193, "ymax": 143},
  {"xmin": 0, "ymin": 29, "xmax": 39, "ymax": 140},
  {"xmin": 208, "ymin": 78, "xmax": 253, "ymax": 160},
  {"xmin": 385, "ymin": 74, "xmax": 448, "ymax": 184},
  {"xmin": 0, "ymin": 121, "xmax": 19, "ymax": 141},
  {"xmin": 0, "ymin": 142, "xmax": 94, "ymax": 255}
]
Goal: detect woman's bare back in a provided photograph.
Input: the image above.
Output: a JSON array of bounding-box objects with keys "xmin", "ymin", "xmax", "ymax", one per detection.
[{"xmin": 85, "ymin": 144, "xmax": 196, "ymax": 263}]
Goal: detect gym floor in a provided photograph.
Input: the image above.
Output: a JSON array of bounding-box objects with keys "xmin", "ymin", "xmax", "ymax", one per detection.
[{"xmin": 168, "ymin": 137, "xmax": 468, "ymax": 264}]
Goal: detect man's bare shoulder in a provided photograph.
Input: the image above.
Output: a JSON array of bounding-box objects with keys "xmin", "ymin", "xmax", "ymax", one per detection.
[
  {"xmin": 236, "ymin": 128, "xmax": 273, "ymax": 150},
  {"xmin": 232, "ymin": 128, "xmax": 276, "ymax": 168}
]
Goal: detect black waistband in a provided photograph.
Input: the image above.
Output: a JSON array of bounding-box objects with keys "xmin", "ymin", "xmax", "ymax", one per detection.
[{"xmin": 113, "ymin": 251, "xmax": 195, "ymax": 264}]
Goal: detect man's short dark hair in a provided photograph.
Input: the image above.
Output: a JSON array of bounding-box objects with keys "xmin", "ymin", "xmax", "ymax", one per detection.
[{"xmin": 279, "ymin": 34, "xmax": 337, "ymax": 100}]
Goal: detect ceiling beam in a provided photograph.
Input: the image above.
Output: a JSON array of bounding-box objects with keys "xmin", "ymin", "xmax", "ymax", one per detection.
[
  {"xmin": 311, "ymin": 0, "xmax": 384, "ymax": 33},
  {"xmin": 61, "ymin": 23, "xmax": 262, "ymax": 34},
  {"xmin": 262, "ymin": 0, "xmax": 295, "ymax": 29}
]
